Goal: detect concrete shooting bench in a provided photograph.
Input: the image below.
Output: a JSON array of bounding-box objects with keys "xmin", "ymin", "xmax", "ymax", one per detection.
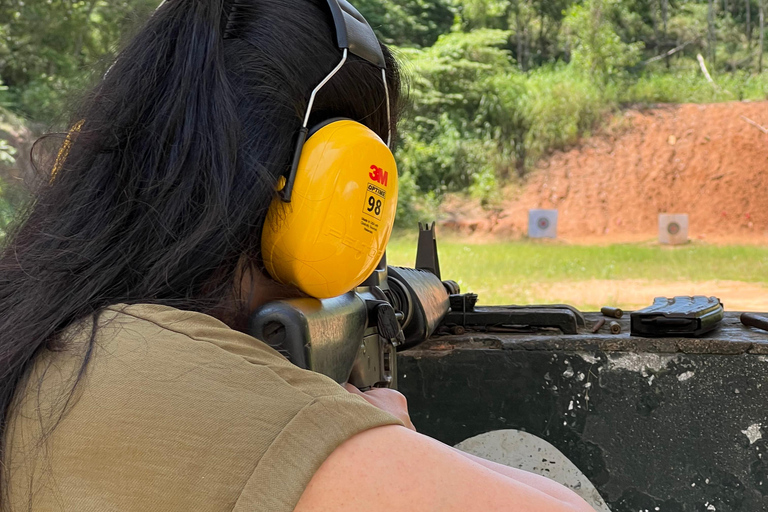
[{"xmin": 398, "ymin": 310, "xmax": 768, "ymax": 512}]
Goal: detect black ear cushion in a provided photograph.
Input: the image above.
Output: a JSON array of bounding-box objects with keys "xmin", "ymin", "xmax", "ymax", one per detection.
[{"xmin": 307, "ymin": 117, "xmax": 352, "ymax": 139}]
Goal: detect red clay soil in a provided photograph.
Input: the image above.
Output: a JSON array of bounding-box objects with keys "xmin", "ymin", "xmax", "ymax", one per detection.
[{"xmin": 442, "ymin": 101, "xmax": 768, "ymax": 244}]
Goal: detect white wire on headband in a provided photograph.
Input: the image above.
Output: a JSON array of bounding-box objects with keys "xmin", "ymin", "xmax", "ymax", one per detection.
[
  {"xmin": 303, "ymin": 49, "xmax": 349, "ymax": 128},
  {"xmin": 282, "ymin": 47, "xmax": 392, "ymax": 201},
  {"xmin": 302, "ymin": 48, "xmax": 392, "ymax": 148},
  {"xmin": 381, "ymin": 68, "xmax": 391, "ymax": 147}
]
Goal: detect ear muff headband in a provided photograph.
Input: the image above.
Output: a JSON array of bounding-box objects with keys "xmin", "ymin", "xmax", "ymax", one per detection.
[
  {"xmin": 279, "ymin": 0, "xmax": 392, "ymax": 203},
  {"xmin": 325, "ymin": 0, "xmax": 387, "ymax": 68}
]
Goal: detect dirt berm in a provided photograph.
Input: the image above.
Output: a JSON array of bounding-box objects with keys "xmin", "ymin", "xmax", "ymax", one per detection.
[{"xmin": 442, "ymin": 101, "xmax": 768, "ymax": 244}]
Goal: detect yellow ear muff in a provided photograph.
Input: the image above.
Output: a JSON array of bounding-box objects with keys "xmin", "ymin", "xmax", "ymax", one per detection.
[{"xmin": 262, "ymin": 120, "xmax": 398, "ymax": 299}]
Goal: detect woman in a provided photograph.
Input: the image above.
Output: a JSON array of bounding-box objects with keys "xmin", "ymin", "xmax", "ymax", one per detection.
[{"xmin": 0, "ymin": 0, "xmax": 594, "ymax": 511}]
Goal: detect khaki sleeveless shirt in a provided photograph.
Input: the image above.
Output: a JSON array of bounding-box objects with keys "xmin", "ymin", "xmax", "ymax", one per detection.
[{"xmin": 5, "ymin": 304, "xmax": 401, "ymax": 511}]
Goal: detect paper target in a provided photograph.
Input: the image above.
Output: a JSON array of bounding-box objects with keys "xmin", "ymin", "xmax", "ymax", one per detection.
[
  {"xmin": 659, "ymin": 214, "xmax": 689, "ymax": 245},
  {"xmin": 528, "ymin": 210, "xmax": 558, "ymax": 239}
]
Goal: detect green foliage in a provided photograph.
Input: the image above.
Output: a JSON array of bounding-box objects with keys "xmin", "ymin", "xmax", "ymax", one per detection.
[
  {"xmin": 0, "ymin": 138, "xmax": 15, "ymax": 166},
  {"xmin": 667, "ymin": 3, "xmax": 710, "ymax": 44},
  {"xmin": 2, "ymin": 0, "xmax": 768, "ymax": 229},
  {"xmin": 562, "ymin": 0, "xmax": 644, "ymax": 82},
  {"xmin": 0, "ymin": 101, "xmax": 17, "ymax": 167},
  {"xmin": 521, "ymin": 65, "xmax": 615, "ymax": 162},
  {"xmin": 392, "ymin": 26, "xmax": 624, "ymax": 224},
  {"xmin": 394, "ymin": 30, "xmax": 523, "ymax": 212},
  {"xmin": 355, "ymin": 0, "xmax": 456, "ymax": 47},
  {"xmin": 624, "ymin": 68, "xmax": 768, "ymax": 103},
  {"xmin": 0, "ymin": 0, "xmax": 158, "ymax": 122},
  {"xmin": 394, "ymin": 170, "xmax": 440, "ymax": 228},
  {"xmin": 0, "ymin": 177, "xmax": 24, "ymax": 240},
  {"xmin": 397, "ymin": 29, "xmax": 518, "ymax": 125},
  {"xmin": 456, "ymin": 0, "xmax": 511, "ymax": 30},
  {"xmin": 0, "ymin": 105, "xmax": 31, "ymax": 239},
  {"xmin": 397, "ymin": 114, "xmax": 502, "ymax": 194},
  {"xmin": 391, "ymin": 0, "xmax": 768, "ymax": 225}
]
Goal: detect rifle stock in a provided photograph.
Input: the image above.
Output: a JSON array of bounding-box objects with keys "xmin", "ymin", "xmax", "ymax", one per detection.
[{"xmin": 249, "ymin": 265, "xmax": 449, "ymax": 389}]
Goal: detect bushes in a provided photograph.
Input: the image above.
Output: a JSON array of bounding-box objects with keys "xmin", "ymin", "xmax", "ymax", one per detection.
[
  {"xmin": 562, "ymin": 0, "xmax": 644, "ymax": 81},
  {"xmin": 0, "ymin": 105, "xmax": 31, "ymax": 240},
  {"xmin": 521, "ymin": 66, "xmax": 616, "ymax": 163},
  {"xmin": 392, "ymin": 30, "xmax": 621, "ymax": 226},
  {"xmin": 394, "ymin": 170, "xmax": 440, "ymax": 228},
  {"xmin": 624, "ymin": 68, "xmax": 768, "ymax": 104},
  {"xmin": 393, "ymin": 30, "xmax": 524, "ymax": 223},
  {"xmin": 391, "ymin": 0, "xmax": 768, "ymax": 227},
  {"xmin": 2, "ymin": 0, "xmax": 768, "ymax": 230}
]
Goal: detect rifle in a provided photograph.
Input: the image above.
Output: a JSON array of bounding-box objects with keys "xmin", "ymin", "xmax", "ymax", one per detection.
[
  {"xmin": 249, "ymin": 222, "xmax": 587, "ymax": 389},
  {"xmin": 248, "ymin": 222, "xmax": 447, "ymax": 389}
]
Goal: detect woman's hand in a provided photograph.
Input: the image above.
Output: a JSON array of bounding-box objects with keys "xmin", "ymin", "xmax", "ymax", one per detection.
[{"xmin": 344, "ymin": 384, "xmax": 416, "ymax": 432}]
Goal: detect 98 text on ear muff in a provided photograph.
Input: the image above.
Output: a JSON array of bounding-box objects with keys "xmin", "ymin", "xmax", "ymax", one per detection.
[
  {"xmin": 262, "ymin": 121, "xmax": 397, "ymax": 299},
  {"xmin": 259, "ymin": 0, "xmax": 397, "ymax": 299}
]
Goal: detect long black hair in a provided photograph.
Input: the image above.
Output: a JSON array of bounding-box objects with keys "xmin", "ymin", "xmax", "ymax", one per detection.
[{"xmin": 0, "ymin": 0, "xmax": 400, "ymax": 500}]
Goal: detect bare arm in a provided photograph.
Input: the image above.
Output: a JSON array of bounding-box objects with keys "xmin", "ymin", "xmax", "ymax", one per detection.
[
  {"xmin": 340, "ymin": 384, "xmax": 591, "ymax": 507},
  {"xmin": 450, "ymin": 446, "xmax": 587, "ymax": 506},
  {"xmin": 295, "ymin": 424, "xmax": 594, "ymax": 512}
]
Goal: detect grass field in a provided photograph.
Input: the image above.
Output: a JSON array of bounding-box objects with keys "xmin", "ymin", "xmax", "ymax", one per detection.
[{"xmin": 385, "ymin": 237, "xmax": 768, "ymax": 312}]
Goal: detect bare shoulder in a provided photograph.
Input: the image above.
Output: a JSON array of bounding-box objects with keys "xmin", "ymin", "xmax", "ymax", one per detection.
[{"xmin": 295, "ymin": 424, "xmax": 594, "ymax": 512}]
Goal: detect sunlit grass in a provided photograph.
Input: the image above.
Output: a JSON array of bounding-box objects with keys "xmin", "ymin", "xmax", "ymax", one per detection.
[{"xmin": 386, "ymin": 237, "xmax": 768, "ymax": 310}]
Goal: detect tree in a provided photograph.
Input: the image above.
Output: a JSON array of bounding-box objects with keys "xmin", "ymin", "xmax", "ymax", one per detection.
[
  {"xmin": 563, "ymin": 0, "xmax": 644, "ymax": 83},
  {"xmin": 355, "ymin": 0, "xmax": 455, "ymax": 48},
  {"xmin": 757, "ymin": 0, "xmax": 765, "ymax": 73},
  {"xmin": 0, "ymin": 0, "xmax": 159, "ymax": 122},
  {"xmin": 395, "ymin": 29, "xmax": 526, "ymax": 194},
  {"xmin": 709, "ymin": 0, "xmax": 717, "ymax": 63},
  {"xmin": 746, "ymin": 0, "xmax": 752, "ymax": 50}
]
